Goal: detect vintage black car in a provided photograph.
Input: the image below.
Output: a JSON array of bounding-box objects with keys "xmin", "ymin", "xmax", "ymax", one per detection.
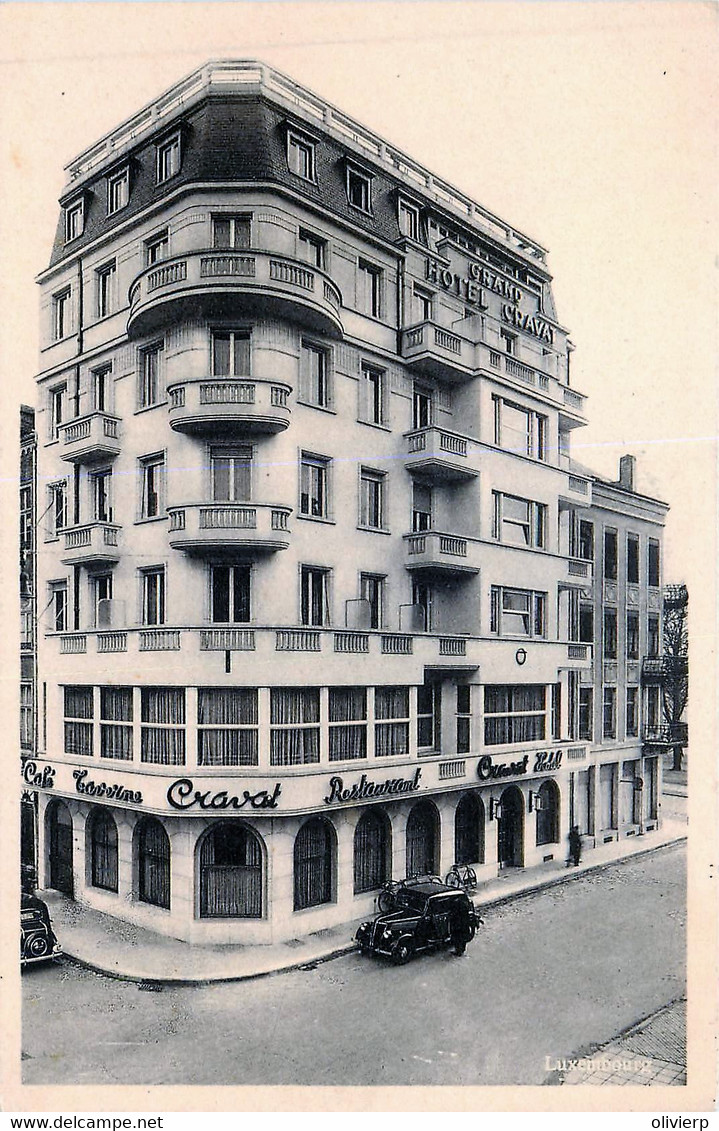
[
  {"xmin": 21, "ymin": 893, "xmax": 62, "ymax": 967},
  {"xmin": 356, "ymin": 880, "xmax": 480, "ymax": 964}
]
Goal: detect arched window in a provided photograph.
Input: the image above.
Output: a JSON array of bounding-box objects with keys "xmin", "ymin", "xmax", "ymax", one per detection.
[
  {"xmin": 536, "ymin": 780, "xmax": 560, "ymax": 846},
  {"xmin": 199, "ymin": 823, "xmax": 263, "ymax": 918},
  {"xmin": 89, "ymin": 808, "xmax": 118, "ymax": 892},
  {"xmin": 405, "ymin": 800, "xmax": 438, "ymax": 878},
  {"xmin": 353, "ymin": 808, "xmax": 390, "ymax": 894},
  {"xmin": 455, "ymin": 792, "xmax": 484, "ymax": 865},
  {"xmin": 46, "ymin": 799, "xmax": 73, "ymax": 896},
  {"xmin": 137, "ymin": 817, "xmax": 171, "ymax": 909},
  {"xmin": 294, "ymin": 817, "xmax": 334, "ymax": 910}
]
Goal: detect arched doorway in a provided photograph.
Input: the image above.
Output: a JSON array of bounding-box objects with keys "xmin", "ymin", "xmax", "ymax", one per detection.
[
  {"xmin": 497, "ymin": 785, "xmax": 524, "ymax": 868},
  {"xmin": 199, "ymin": 823, "xmax": 263, "ymax": 918},
  {"xmin": 536, "ymin": 780, "xmax": 560, "ymax": 846},
  {"xmin": 405, "ymin": 799, "xmax": 439, "ymax": 877},
  {"xmin": 45, "ymin": 799, "xmax": 73, "ymax": 896},
  {"xmin": 455, "ymin": 792, "xmax": 485, "ymax": 865}
]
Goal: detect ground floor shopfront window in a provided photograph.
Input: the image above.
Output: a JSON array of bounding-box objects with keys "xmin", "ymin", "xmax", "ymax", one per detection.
[
  {"xmin": 294, "ymin": 817, "xmax": 334, "ymax": 910},
  {"xmin": 405, "ymin": 799, "xmax": 439, "ymax": 877},
  {"xmin": 88, "ymin": 808, "xmax": 118, "ymax": 892},
  {"xmin": 535, "ymin": 780, "xmax": 560, "ymax": 846},
  {"xmin": 454, "ymin": 792, "xmax": 484, "ymax": 865},
  {"xmin": 353, "ymin": 808, "xmax": 389, "ymax": 893},
  {"xmin": 199, "ymin": 822, "xmax": 263, "ymax": 918},
  {"xmin": 137, "ymin": 816, "xmax": 171, "ymax": 909}
]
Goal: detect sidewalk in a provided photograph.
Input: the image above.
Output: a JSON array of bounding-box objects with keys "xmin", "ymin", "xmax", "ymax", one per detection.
[
  {"xmin": 38, "ymin": 816, "xmax": 687, "ymax": 986},
  {"xmin": 555, "ymin": 999, "xmax": 686, "ymax": 1085}
]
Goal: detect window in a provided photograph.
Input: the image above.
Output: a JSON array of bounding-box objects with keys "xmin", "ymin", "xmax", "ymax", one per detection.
[
  {"xmin": 412, "ymin": 483, "xmax": 432, "ymax": 532},
  {"xmin": 626, "ymin": 686, "xmax": 639, "ymax": 738},
  {"xmin": 48, "ymin": 481, "xmax": 67, "ymax": 535},
  {"xmin": 626, "ymin": 612, "xmax": 640, "ymax": 660},
  {"xmin": 647, "ymin": 615, "xmax": 660, "ymax": 658},
  {"xmin": 417, "ymin": 680, "xmax": 441, "ymax": 751},
  {"xmin": 406, "ymin": 800, "xmax": 438, "ymax": 877},
  {"xmin": 137, "ymin": 818, "xmax": 170, "ymax": 909},
  {"xmin": 64, "ymin": 685, "xmax": 93, "ymax": 756},
  {"xmin": 300, "ymin": 341, "xmax": 331, "ymax": 408},
  {"xmin": 646, "ymin": 684, "xmax": 660, "ymax": 728},
  {"xmin": 141, "ymin": 567, "xmax": 165, "ymax": 626},
  {"xmin": 300, "ymin": 454, "xmax": 330, "ymax": 518},
  {"xmin": 603, "ymin": 608, "xmax": 618, "ymax": 659},
  {"xmin": 91, "ymin": 365, "xmax": 111, "ymax": 413},
  {"xmin": 603, "ymin": 687, "xmax": 617, "ymax": 739},
  {"xmin": 212, "ymin": 214, "xmax": 251, "ymax": 250},
  {"xmin": 648, "ymin": 540, "xmax": 661, "ymax": 588},
  {"xmin": 490, "ymin": 586, "xmax": 546, "ymax": 638},
  {"xmin": 456, "ymin": 686, "xmax": 471, "ymax": 754},
  {"xmin": 96, "ymin": 261, "xmax": 118, "ymax": 318},
  {"xmin": 298, "ymin": 228, "xmax": 326, "ymax": 269},
  {"xmin": 210, "ymin": 564, "xmax": 251, "ymax": 624},
  {"xmin": 20, "ymin": 683, "xmax": 34, "ymax": 749},
  {"xmin": 354, "ymin": 809, "xmax": 389, "ymax": 894},
  {"xmin": 500, "ymin": 328, "xmax": 517, "ymax": 356},
  {"xmin": 93, "ymin": 573, "xmax": 113, "ymax": 626},
  {"xmin": 294, "ymin": 818, "xmax": 333, "ymax": 910},
  {"xmin": 287, "ymin": 130, "xmax": 315, "ymax": 181},
  {"xmin": 211, "ymin": 330, "xmax": 251, "ymax": 377},
  {"xmin": 579, "ymin": 602, "xmax": 594, "ymax": 644},
  {"xmin": 493, "ymin": 492, "xmax": 547, "ymax": 548},
  {"xmin": 484, "ymin": 685, "xmax": 546, "ymax": 745},
  {"xmin": 270, "ymin": 688, "xmax": 320, "ymax": 766},
  {"xmin": 360, "ymin": 573, "xmax": 384, "ymax": 630},
  {"xmin": 603, "ymin": 529, "xmax": 618, "ymax": 580},
  {"xmin": 50, "ymin": 581, "xmax": 68, "ymax": 632},
  {"xmin": 357, "ymin": 260, "xmax": 382, "ymax": 317},
  {"xmin": 359, "ymin": 468, "xmax": 385, "ymax": 529},
  {"xmin": 90, "ymin": 468, "xmax": 113, "ymax": 522},
  {"xmin": 139, "ymin": 343, "xmax": 163, "ymax": 408},
  {"xmin": 359, "ymin": 362, "xmax": 386, "ymax": 425},
  {"xmin": 552, "ymin": 681, "xmax": 562, "ymax": 740},
  {"xmin": 139, "ymin": 454, "xmax": 165, "ymax": 519},
  {"xmin": 329, "ymin": 687, "xmax": 367, "ymax": 761},
  {"xmin": 145, "ymin": 230, "xmax": 169, "ymax": 265},
  {"xmin": 455, "ymin": 793, "xmax": 483, "ymax": 866},
  {"xmin": 89, "ymin": 809, "xmax": 118, "ymax": 892},
  {"xmin": 211, "ymin": 446, "xmax": 252, "ymax": 502},
  {"xmin": 579, "ymin": 687, "xmax": 593, "ymax": 741},
  {"xmin": 140, "ymin": 687, "xmax": 185, "ymax": 765},
  {"xmin": 413, "ymin": 384, "xmax": 432, "ymax": 430},
  {"xmin": 53, "ymin": 290, "xmax": 71, "ymax": 341},
  {"xmin": 199, "ymin": 823, "xmax": 262, "ymax": 918},
  {"xmin": 100, "ymin": 687, "xmax": 133, "ymax": 760},
  {"xmin": 411, "ymin": 579, "xmax": 433, "ymax": 632},
  {"xmin": 107, "ymin": 167, "xmax": 129, "ymax": 214},
  {"xmin": 399, "ymin": 200, "xmax": 420, "ymax": 240},
  {"xmin": 536, "ymin": 781, "xmax": 560, "ymax": 846},
  {"xmin": 627, "ymin": 534, "xmax": 640, "ymax": 584},
  {"xmin": 374, "ymin": 687, "xmax": 410, "ymax": 757},
  {"xmin": 493, "ymin": 396, "xmax": 546, "ymax": 460},
  {"xmin": 64, "ymin": 200, "xmax": 84, "ymax": 242},
  {"xmin": 156, "ymin": 132, "xmax": 181, "ymax": 183},
  {"xmin": 300, "ymin": 565, "xmax": 331, "ymax": 626},
  {"xmin": 198, "ymin": 688, "xmax": 258, "ymax": 767},
  {"xmin": 410, "ymin": 291, "xmax": 432, "ymax": 330},
  {"xmin": 49, "ymin": 384, "xmax": 66, "ymax": 439},
  {"xmin": 578, "ymin": 520, "xmax": 594, "ymax": 561},
  {"xmin": 347, "ymin": 166, "xmax": 371, "ymax": 212}
]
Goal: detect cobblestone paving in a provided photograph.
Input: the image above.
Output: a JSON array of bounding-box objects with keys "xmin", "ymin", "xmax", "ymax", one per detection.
[{"xmin": 559, "ymin": 999, "xmax": 686, "ymax": 1085}]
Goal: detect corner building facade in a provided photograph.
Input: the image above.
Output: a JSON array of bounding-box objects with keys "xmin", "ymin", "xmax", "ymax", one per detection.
[{"xmin": 32, "ymin": 61, "xmax": 668, "ymax": 944}]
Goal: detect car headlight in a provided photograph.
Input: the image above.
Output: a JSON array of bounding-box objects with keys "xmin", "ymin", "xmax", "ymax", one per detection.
[{"xmin": 381, "ymin": 928, "xmax": 393, "ymax": 941}]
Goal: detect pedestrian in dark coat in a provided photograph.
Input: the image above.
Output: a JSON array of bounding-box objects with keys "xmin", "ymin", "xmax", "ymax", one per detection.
[{"xmin": 568, "ymin": 825, "xmax": 582, "ymax": 867}]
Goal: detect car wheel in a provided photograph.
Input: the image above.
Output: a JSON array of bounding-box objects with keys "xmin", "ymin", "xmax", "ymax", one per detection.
[
  {"xmin": 391, "ymin": 937, "xmax": 415, "ymax": 966},
  {"xmin": 445, "ymin": 871, "xmax": 461, "ymax": 888},
  {"xmin": 377, "ymin": 891, "xmax": 394, "ymax": 914},
  {"xmin": 466, "ymin": 922, "xmax": 476, "ymax": 942},
  {"xmin": 453, "ymin": 941, "xmax": 467, "ymax": 956},
  {"xmin": 359, "ymin": 945, "xmax": 371, "ymax": 956}
]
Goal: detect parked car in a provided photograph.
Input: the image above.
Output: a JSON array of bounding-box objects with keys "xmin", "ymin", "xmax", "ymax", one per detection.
[
  {"xmin": 21, "ymin": 893, "xmax": 62, "ymax": 967},
  {"xmin": 356, "ymin": 879, "xmax": 481, "ymax": 964}
]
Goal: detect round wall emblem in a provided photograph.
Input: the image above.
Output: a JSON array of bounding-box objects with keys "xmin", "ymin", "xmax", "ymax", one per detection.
[{"xmin": 515, "ymin": 648, "xmax": 527, "ymax": 666}]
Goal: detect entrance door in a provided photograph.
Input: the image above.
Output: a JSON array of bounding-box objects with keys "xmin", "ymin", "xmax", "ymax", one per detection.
[
  {"xmin": 497, "ymin": 786, "xmax": 524, "ymax": 868},
  {"xmin": 47, "ymin": 800, "xmax": 73, "ymax": 896}
]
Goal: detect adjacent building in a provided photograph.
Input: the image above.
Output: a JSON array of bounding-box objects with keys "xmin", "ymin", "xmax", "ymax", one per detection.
[
  {"xmin": 20, "ymin": 406, "xmax": 38, "ymax": 885},
  {"xmin": 31, "ymin": 61, "xmax": 668, "ymax": 945}
]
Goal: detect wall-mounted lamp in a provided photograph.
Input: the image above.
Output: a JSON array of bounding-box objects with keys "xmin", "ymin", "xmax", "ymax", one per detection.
[
  {"xmin": 489, "ymin": 798, "xmax": 503, "ymax": 821},
  {"xmin": 528, "ymin": 790, "xmax": 544, "ymax": 813}
]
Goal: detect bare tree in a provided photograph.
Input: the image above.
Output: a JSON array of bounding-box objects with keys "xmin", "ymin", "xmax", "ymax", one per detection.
[{"xmin": 662, "ymin": 584, "xmax": 688, "ymax": 772}]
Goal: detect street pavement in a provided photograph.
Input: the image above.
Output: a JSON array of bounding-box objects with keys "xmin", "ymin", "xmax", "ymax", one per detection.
[{"xmin": 22, "ymin": 841, "xmax": 686, "ymax": 1087}]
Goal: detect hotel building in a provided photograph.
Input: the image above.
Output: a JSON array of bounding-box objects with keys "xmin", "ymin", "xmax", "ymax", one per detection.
[{"xmin": 31, "ymin": 61, "xmax": 668, "ymax": 945}]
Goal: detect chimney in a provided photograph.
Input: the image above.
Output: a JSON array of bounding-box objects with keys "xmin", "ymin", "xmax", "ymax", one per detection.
[{"xmin": 618, "ymin": 454, "xmax": 636, "ymax": 492}]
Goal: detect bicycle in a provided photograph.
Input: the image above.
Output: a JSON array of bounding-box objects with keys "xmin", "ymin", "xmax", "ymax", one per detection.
[
  {"xmin": 377, "ymin": 874, "xmax": 444, "ymax": 913},
  {"xmin": 444, "ymin": 862, "xmax": 477, "ymax": 890}
]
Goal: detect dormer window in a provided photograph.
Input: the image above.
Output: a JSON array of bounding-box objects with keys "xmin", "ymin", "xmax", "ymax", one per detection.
[
  {"xmin": 64, "ymin": 199, "xmax": 85, "ymax": 243},
  {"xmin": 156, "ymin": 132, "xmax": 181, "ymax": 184},
  {"xmin": 398, "ymin": 199, "xmax": 420, "ymax": 241},
  {"xmin": 287, "ymin": 129, "xmax": 316, "ymax": 182},
  {"xmin": 107, "ymin": 166, "xmax": 129, "ymax": 215},
  {"xmin": 346, "ymin": 164, "xmax": 372, "ymax": 213}
]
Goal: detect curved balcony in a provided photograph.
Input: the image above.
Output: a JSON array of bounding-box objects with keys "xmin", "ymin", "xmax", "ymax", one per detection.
[
  {"xmin": 59, "ymin": 413, "xmax": 121, "ymax": 464},
  {"xmin": 127, "ymin": 250, "xmax": 344, "ymax": 340},
  {"xmin": 167, "ymin": 502, "xmax": 292, "ymax": 555},
  {"xmin": 167, "ymin": 378, "xmax": 291, "ymax": 435}
]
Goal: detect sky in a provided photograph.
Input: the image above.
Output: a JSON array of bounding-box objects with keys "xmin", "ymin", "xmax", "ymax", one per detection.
[{"xmin": 1, "ymin": 1, "xmax": 716, "ymax": 588}]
